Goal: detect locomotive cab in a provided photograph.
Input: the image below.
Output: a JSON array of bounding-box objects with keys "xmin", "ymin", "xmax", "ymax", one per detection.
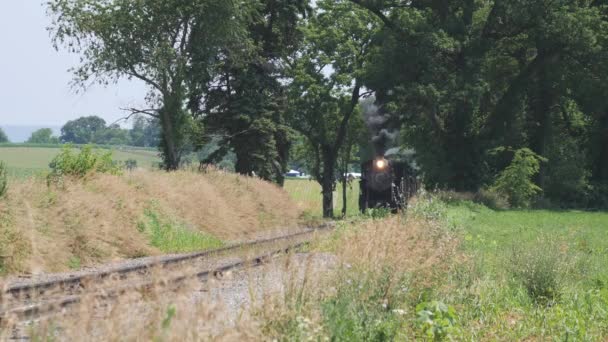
[{"xmin": 359, "ymin": 154, "xmax": 418, "ymax": 213}]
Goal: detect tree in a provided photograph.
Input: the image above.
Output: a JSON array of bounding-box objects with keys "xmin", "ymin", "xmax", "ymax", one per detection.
[
  {"xmin": 191, "ymin": 0, "xmax": 310, "ymax": 184},
  {"xmin": 352, "ymin": 0, "xmax": 608, "ymax": 207},
  {"xmin": 48, "ymin": 0, "xmax": 255, "ymax": 170},
  {"xmin": 130, "ymin": 116, "xmax": 161, "ymax": 148},
  {"xmin": 0, "ymin": 128, "xmax": 8, "ymax": 143},
  {"xmin": 338, "ymin": 107, "xmax": 366, "ymax": 217},
  {"xmin": 93, "ymin": 124, "xmax": 131, "ymax": 146},
  {"xmin": 289, "ymin": 0, "xmax": 378, "ymax": 217},
  {"xmin": 27, "ymin": 128, "xmax": 59, "ymax": 144},
  {"xmin": 60, "ymin": 116, "xmax": 106, "ymax": 144}
]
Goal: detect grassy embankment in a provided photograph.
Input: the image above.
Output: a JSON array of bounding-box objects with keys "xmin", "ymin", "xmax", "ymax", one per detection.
[{"xmin": 0, "ymin": 169, "xmax": 301, "ymax": 275}]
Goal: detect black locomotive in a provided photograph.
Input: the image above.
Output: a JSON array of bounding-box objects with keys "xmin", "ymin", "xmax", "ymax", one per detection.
[{"xmin": 359, "ymin": 153, "xmax": 418, "ymax": 212}]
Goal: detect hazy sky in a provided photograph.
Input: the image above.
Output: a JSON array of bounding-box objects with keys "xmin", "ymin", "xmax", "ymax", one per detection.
[{"xmin": 0, "ymin": 1, "xmax": 148, "ymax": 127}]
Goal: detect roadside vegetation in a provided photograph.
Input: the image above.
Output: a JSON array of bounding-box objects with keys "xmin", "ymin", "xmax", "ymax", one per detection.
[
  {"xmin": 255, "ymin": 196, "xmax": 608, "ymax": 340},
  {"xmin": 3, "ymin": 187, "xmax": 607, "ymax": 340}
]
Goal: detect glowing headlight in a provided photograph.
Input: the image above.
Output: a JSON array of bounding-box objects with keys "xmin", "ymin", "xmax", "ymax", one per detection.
[{"xmin": 375, "ymin": 159, "xmax": 388, "ymax": 170}]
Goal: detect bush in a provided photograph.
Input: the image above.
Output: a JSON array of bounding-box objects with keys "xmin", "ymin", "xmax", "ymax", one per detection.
[
  {"xmin": 0, "ymin": 162, "xmax": 7, "ymax": 198},
  {"xmin": 508, "ymin": 238, "xmax": 566, "ymax": 305},
  {"xmin": 124, "ymin": 159, "xmax": 138, "ymax": 171},
  {"xmin": 416, "ymin": 301, "xmax": 458, "ymax": 340},
  {"xmin": 48, "ymin": 145, "xmax": 121, "ymax": 182},
  {"xmin": 491, "ymin": 148, "xmax": 547, "ymax": 208},
  {"xmin": 410, "ymin": 190, "xmax": 447, "ymax": 221},
  {"xmin": 363, "ymin": 207, "xmax": 391, "ymax": 220},
  {"xmin": 474, "ymin": 188, "xmax": 510, "ymax": 210}
]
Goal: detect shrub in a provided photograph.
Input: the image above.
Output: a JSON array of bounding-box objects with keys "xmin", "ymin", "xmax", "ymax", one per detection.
[
  {"xmin": 363, "ymin": 207, "xmax": 391, "ymax": 220},
  {"xmin": 48, "ymin": 145, "xmax": 121, "ymax": 182},
  {"xmin": 508, "ymin": 238, "xmax": 566, "ymax": 305},
  {"xmin": 474, "ymin": 188, "xmax": 510, "ymax": 210},
  {"xmin": 124, "ymin": 159, "xmax": 138, "ymax": 171},
  {"xmin": 416, "ymin": 301, "xmax": 458, "ymax": 340},
  {"xmin": 491, "ymin": 148, "xmax": 547, "ymax": 208},
  {"xmin": 410, "ymin": 190, "xmax": 447, "ymax": 221},
  {"xmin": 321, "ymin": 268, "xmax": 406, "ymax": 341},
  {"xmin": 0, "ymin": 162, "xmax": 7, "ymax": 198}
]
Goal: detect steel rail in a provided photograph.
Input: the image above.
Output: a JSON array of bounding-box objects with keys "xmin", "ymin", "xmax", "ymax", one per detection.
[{"xmin": 0, "ymin": 224, "xmax": 333, "ymax": 325}]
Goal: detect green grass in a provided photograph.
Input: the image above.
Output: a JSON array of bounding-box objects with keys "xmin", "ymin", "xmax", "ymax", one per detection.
[
  {"xmin": 268, "ymin": 196, "xmax": 608, "ymax": 340},
  {"xmin": 139, "ymin": 207, "xmax": 224, "ymax": 253},
  {"xmin": 0, "ymin": 145, "xmax": 160, "ymax": 177},
  {"xmin": 284, "ymin": 178, "xmax": 360, "ymax": 218},
  {"xmin": 441, "ymin": 201, "xmax": 608, "ymax": 339}
]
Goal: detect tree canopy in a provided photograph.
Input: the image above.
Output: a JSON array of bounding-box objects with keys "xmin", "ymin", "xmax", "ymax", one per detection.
[
  {"xmin": 47, "ymin": 0, "xmax": 608, "ymax": 210},
  {"xmin": 27, "ymin": 128, "xmax": 59, "ymax": 144},
  {"xmin": 0, "ymin": 128, "xmax": 8, "ymax": 143},
  {"xmin": 48, "ymin": 0, "xmax": 256, "ymax": 169},
  {"xmin": 60, "ymin": 116, "xmax": 107, "ymax": 144}
]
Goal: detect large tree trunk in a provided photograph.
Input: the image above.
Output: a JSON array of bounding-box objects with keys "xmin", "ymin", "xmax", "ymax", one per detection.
[
  {"xmin": 159, "ymin": 94, "xmax": 183, "ymax": 171},
  {"xmin": 321, "ymin": 149, "xmax": 335, "ymax": 218}
]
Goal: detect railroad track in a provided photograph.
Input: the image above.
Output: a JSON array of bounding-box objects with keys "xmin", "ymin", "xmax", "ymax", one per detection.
[{"xmin": 0, "ymin": 223, "xmax": 333, "ymax": 326}]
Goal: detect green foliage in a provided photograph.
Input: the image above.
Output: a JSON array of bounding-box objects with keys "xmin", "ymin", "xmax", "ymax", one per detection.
[
  {"xmin": 351, "ymin": 0, "xmax": 608, "ymax": 207},
  {"xmin": 48, "ymin": 145, "xmax": 121, "ymax": 181},
  {"xmin": 474, "ymin": 188, "xmax": 510, "ymax": 210},
  {"xmin": 410, "ymin": 191, "xmax": 448, "ymax": 221},
  {"xmin": 68, "ymin": 256, "xmax": 81, "ymax": 270},
  {"xmin": 60, "ymin": 116, "xmax": 107, "ymax": 144},
  {"xmin": 140, "ymin": 207, "xmax": 224, "ymax": 253},
  {"xmin": 124, "ymin": 159, "xmax": 138, "ymax": 171},
  {"xmin": 415, "ymin": 301, "xmax": 458, "ymax": 341},
  {"xmin": 363, "ymin": 208, "xmax": 391, "ymax": 220},
  {"xmin": 508, "ymin": 239, "xmax": 565, "ymax": 305},
  {"xmin": 0, "ymin": 128, "xmax": 9, "ymax": 143},
  {"xmin": 544, "ymin": 134, "xmax": 592, "ymax": 207},
  {"xmin": 491, "ymin": 148, "xmax": 547, "ymax": 208},
  {"xmin": 0, "ymin": 162, "xmax": 8, "ymax": 197},
  {"xmin": 27, "ymin": 128, "xmax": 59, "ymax": 144},
  {"xmin": 321, "ymin": 268, "xmax": 405, "ymax": 341},
  {"xmin": 48, "ymin": 0, "xmax": 256, "ymax": 170},
  {"xmin": 288, "ymin": 0, "xmax": 379, "ymax": 217}
]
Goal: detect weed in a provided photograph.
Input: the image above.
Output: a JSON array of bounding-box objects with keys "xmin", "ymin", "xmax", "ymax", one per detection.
[
  {"xmin": 68, "ymin": 256, "xmax": 81, "ymax": 270},
  {"xmin": 410, "ymin": 190, "xmax": 448, "ymax": 221},
  {"xmin": 363, "ymin": 207, "xmax": 391, "ymax": 219},
  {"xmin": 508, "ymin": 237, "xmax": 567, "ymax": 305},
  {"xmin": 415, "ymin": 301, "xmax": 458, "ymax": 340},
  {"xmin": 140, "ymin": 207, "xmax": 224, "ymax": 253}
]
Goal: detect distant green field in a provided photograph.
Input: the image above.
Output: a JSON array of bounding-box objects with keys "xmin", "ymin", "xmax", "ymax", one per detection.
[
  {"xmin": 0, "ymin": 146, "xmax": 160, "ymax": 177},
  {"xmin": 284, "ymin": 178, "xmax": 360, "ymax": 218}
]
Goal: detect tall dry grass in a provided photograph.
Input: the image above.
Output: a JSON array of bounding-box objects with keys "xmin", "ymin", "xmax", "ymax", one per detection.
[
  {"xmin": 0, "ymin": 169, "xmax": 302, "ymax": 274},
  {"xmin": 0, "ymin": 210, "xmax": 461, "ymax": 340}
]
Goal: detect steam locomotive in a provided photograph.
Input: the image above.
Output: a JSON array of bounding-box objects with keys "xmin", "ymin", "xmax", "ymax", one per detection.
[{"xmin": 359, "ymin": 151, "xmax": 418, "ymax": 212}]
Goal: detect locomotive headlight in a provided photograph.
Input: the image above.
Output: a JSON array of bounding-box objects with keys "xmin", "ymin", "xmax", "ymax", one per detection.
[{"xmin": 375, "ymin": 158, "xmax": 388, "ymax": 170}]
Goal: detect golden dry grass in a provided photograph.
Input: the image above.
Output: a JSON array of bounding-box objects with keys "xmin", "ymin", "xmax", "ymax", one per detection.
[
  {"xmin": 0, "ymin": 169, "xmax": 302, "ymax": 274},
  {"xmin": 0, "ymin": 213, "xmax": 459, "ymax": 340}
]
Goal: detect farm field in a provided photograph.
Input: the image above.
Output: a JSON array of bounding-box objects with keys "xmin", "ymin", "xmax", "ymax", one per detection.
[
  {"xmin": 0, "ymin": 145, "xmax": 160, "ymax": 177},
  {"xmin": 284, "ymin": 178, "xmax": 360, "ymax": 218}
]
